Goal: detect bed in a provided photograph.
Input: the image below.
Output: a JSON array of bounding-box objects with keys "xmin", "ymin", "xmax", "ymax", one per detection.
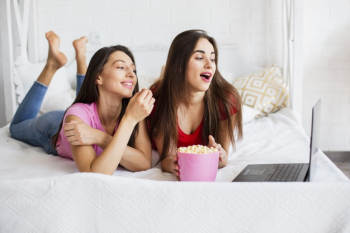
[
  {"xmin": 1, "ymin": 108, "xmax": 350, "ymax": 232},
  {"xmin": 1, "ymin": 0, "xmax": 350, "ymax": 232}
]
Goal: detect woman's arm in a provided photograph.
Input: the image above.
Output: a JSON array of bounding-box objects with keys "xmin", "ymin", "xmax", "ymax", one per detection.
[
  {"xmin": 119, "ymin": 119, "xmax": 152, "ymax": 171},
  {"xmin": 67, "ymin": 89, "xmax": 154, "ymax": 175},
  {"xmin": 154, "ymin": 135, "xmax": 179, "ymax": 177},
  {"xmin": 64, "ymin": 121, "xmax": 112, "ymax": 149},
  {"xmin": 67, "ymin": 114, "xmax": 137, "ymax": 175},
  {"xmin": 64, "ymin": 120, "xmax": 152, "ymax": 171}
]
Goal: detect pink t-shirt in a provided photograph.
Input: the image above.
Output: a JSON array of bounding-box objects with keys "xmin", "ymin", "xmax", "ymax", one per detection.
[{"xmin": 56, "ymin": 102, "xmax": 118, "ymax": 160}]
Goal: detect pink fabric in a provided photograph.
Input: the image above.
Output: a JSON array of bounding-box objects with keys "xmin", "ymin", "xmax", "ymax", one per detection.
[{"xmin": 56, "ymin": 102, "xmax": 118, "ymax": 160}]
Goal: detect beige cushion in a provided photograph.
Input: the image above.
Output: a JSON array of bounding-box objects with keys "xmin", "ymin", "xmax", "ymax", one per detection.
[{"xmin": 233, "ymin": 65, "xmax": 289, "ymax": 114}]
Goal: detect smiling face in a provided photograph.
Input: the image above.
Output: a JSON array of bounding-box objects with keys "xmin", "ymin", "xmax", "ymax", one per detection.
[
  {"xmin": 96, "ymin": 51, "xmax": 137, "ymax": 98},
  {"xmin": 185, "ymin": 38, "xmax": 216, "ymax": 93}
]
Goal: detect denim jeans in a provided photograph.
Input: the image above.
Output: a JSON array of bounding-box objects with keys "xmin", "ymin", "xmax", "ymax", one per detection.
[
  {"xmin": 76, "ymin": 74, "xmax": 84, "ymax": 96},
  {"xmin": 10, "ymin": 74, "xmax": 84, "ymax": 155}
]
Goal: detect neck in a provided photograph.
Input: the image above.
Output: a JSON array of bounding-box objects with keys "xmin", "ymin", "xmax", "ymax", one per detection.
[
  {"xmin": 186, "ymin": 90, "xmax": 205, "ymax": 107},
  {"xmin": 96, "ymin": 92, "xmax": 122, "ymax": 128}
]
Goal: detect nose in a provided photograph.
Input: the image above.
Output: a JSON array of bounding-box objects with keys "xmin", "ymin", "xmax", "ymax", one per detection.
[
  {"xmin": 126, "ymin": 65, "xmax": 135, "ymax": 78},
  {"xmin": 205, "ymin": 57, "xmax": 212, "ymax": 69}
]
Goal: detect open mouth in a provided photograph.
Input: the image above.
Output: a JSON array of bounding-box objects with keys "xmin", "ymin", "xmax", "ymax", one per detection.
[{"xmin": 200, "ymin": 72, "xmax": 212, "ymax": 82}]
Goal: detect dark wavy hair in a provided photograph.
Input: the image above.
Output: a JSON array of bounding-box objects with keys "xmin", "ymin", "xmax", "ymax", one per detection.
[
  {"xmin": 148, "ymin": 30, "xmax": 243, "ymax": 162},
  {"xmin": 51, "ymin": 45, "xmax": 139, "ymax": 148}
]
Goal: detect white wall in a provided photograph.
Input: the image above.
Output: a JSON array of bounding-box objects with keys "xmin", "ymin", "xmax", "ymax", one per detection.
[
  {"xmin": 302, "ymin": 0, "xmax": 350, "ymax": 151},
  {"xmin": 2, "ymin": 0, "xmax": 349, "ymax": 150},
  {"xmin": 35, "ymin": 0, "xmax": 283, "ymax": 67}
]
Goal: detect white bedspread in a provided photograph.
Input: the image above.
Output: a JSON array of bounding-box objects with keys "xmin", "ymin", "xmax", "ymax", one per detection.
[{"xmin": 0, "ymin": 108, "xmax": 349, "ymax": 232}]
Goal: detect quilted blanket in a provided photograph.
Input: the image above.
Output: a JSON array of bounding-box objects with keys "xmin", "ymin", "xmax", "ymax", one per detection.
[{"xmin": 0, "ymin": 108, "xmax": 349, "ymax": 232}]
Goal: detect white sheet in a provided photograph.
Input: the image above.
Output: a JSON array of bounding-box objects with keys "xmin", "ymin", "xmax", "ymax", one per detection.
[{"xmin": 1, "ymin": 108, "xmax": 349, "ymax": 232}]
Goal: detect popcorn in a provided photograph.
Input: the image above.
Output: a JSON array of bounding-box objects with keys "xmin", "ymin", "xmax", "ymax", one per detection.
[{"xmin": 178, "ymin": 145, "xmax": 219, "ymax": 154}]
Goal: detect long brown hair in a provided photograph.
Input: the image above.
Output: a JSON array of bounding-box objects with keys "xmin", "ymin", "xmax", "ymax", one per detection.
[
  {"xmin": 148, "ymin": 30, "xmax": 243, "ymax": 162},
  {"xmin": 51, "ymin": 45, "xmax": 139, "ymax": 148}
]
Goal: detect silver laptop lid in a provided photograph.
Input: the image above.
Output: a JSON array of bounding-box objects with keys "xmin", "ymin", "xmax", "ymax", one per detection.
[{"xmin": 308, "ymin": 99, "xmax": 321, "ymax": 181}]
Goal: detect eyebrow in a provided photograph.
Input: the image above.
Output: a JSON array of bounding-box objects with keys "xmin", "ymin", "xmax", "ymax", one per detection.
[
  {"xmin": 112, "ymin": 60, "xmax": 135, "ymax": 67},
  {"xmin": 193, "ymin": 50, "xmax": 215, "ymax": 55},
  {"xmin": 112, "ymin": 60, "xmax": 125, "ymax": 65}
]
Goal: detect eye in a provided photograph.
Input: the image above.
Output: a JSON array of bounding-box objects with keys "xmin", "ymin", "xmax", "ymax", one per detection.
[
  {"xmin": 210, "ymin": 59, "xmax": 215, "ymax": 62},
  {"xmin": 117, "ymin": 67, "xmax": 124, "ymax": 70},
  {"xmin": 195, "ymin": 57, "xmax": 203, "ymax": 60}
]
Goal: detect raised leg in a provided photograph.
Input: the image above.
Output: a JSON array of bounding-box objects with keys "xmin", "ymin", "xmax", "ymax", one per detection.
[
  {"xmin": 73, "ymin": 36, "xmax": 88, "ymax": 95},
  {"xmin": 11, "ymin": 31, "xmax": 67, "ymax": 124}
]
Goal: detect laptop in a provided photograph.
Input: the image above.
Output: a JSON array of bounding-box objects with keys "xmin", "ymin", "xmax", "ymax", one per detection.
[{"xmin": 233, "ymin": 99, "xmax": 321, "ymax": 182}]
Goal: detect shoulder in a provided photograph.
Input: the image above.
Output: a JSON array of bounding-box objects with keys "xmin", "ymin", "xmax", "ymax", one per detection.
[
  {"xmin": 65, "ymin": 103, "xmax": 96, "ymax": 125},
  {"xmin": 66, "ymin": 103, "xmax": 94, "ymax": 118}
]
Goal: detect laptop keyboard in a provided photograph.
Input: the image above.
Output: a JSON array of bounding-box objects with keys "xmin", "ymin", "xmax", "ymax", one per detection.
[{"xmin": 265, "ymin": 164, "xmax": 303, "ymax": 182}]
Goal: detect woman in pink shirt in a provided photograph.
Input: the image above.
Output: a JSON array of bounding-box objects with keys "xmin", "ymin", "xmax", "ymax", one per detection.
[{"xmin": 10, "ymin": 31, "xmax": 154, "ymax": 175}]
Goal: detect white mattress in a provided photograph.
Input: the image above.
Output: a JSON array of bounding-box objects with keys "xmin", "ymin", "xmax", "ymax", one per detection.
[{"xmin": 1, "ymin": 108, "xmax": 349, "ymax": 232}]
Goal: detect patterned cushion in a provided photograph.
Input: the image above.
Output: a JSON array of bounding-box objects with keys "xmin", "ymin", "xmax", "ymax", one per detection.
[{"xmin": 233, "ymin": 65, "xmax": 289, "ymax": 114}]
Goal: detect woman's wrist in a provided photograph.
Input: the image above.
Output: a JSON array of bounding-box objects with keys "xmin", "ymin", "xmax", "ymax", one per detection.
[
  {"xmin": 95, "ymin": 130, "xmax": 111, "ymax": 149},
  {"xmin": 121, "ymin": 114, "xmax": 138, "ymax": 127}
]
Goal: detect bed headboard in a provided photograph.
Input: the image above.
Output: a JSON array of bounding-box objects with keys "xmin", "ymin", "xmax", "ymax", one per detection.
[
  {"xmin": 1, "ymin": 0, "xmax": 303, "ymax": 124},
  {"xmin": 0, "ymin": 0, "xmax": 38, "ymax": 124}
]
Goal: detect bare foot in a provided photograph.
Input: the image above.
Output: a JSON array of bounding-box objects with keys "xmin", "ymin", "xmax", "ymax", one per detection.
[
  {"xmin": 73, "ymin": 36, "xmax": 88, "ymax": 58},
  {"xmin": 45, "ymin": 31, "xmax": 67, "ymax": 69},
  {"xmin": 36, "ymin": 32, "xmax": 67, "ymax": 85},
  {"xmin": 73, "ymin": 36, "xmax": 88, "ymax": 74}
]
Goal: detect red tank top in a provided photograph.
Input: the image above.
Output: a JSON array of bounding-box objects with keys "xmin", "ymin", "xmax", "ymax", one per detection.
[
  {"xmin": 149, "ymin": 86, "xmax": 237, "ymax": 147},
  {"xmin": 178, "ymin": 117, "xmax": 205, "ymax": 147}
]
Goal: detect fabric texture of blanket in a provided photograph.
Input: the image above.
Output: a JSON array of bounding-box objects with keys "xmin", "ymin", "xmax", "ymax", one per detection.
[{"xmin": 0, "ymin": 108, "xmax": 349, "ymax": 232}]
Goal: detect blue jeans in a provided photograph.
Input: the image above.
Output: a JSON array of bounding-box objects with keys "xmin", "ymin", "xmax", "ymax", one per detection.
[{"xmin": 10, "ymin": 74, "xmax": 84, "ymax": 155}]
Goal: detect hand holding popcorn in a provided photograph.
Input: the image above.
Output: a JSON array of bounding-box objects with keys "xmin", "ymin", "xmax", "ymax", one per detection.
[{"xmin": 208, "ymin": 135, "xmax": 227, "ymax": 163}]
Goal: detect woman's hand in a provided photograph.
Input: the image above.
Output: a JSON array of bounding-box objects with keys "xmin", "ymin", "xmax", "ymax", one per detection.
[
  {"xmin": 64, "ymin": 121, "xmax": 99, "ymax": 146},
  {"xmin": 161, "ymin": 155, "xmax": 181, "ymax": 181},
  {"xmin": 172, "ymin": 154, "xmax": 180, "ymax": 181},
  {"xmin": 208, "ymin": 135, "xmax": 228, "ymax": 164},
  {"xmin": 124, "ymin": 89, "xmax": 155, "ymax": 124}
]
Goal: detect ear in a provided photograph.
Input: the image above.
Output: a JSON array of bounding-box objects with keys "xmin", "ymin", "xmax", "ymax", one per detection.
[{"xmin": 95, "ymin": 75, "xmax": 103, "ymax": 85}]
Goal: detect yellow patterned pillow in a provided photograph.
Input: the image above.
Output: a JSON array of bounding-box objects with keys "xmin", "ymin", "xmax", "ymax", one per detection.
[{"xmin": 233, "ymin": 65, "xmax": 289, "ymax": 114}]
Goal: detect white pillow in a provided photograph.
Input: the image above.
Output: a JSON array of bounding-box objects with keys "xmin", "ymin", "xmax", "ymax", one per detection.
[
  {"xmin": 242, "ymin": 105, "xmax": 260, "ymax": 124},
  {"xmin": 40, "ymin": 89, "xmax": 76, "ymax": 114},
  {"xmin": 14, "ymin": 58, "xmax": 73, "ymax": 112}
]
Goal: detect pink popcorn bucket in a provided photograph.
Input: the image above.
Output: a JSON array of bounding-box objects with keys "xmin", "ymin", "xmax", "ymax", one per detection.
[{"xmin": 177, "ymin": 152, "xmax": 219, "ymax": 182}]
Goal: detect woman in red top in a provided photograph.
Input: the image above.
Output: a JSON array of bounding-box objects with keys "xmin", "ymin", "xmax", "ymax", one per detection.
[{"xmin": 148, "ymin": 30, "xmax": 243, "ymax": 179}]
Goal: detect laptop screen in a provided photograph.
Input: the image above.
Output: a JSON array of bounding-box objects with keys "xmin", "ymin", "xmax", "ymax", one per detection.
[{"xmin": 308, "ymin": 99, "xmax": 321, "ymax": 181}]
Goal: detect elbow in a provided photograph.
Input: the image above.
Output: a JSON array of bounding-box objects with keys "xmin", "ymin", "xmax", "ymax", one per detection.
[
  {"xmin": 88, "ymin": 170, "xmax": 114, "ymax": 175},
  {"xmin": 86, "ymin": 165, "xmax": 114, "ymax": 176},
  {"xmin": 140, "ymin": 158, "xmax": 152, "ymax": 171},
  {"xmin": 140, "ymin": 162, "xmax": 152, "ymax": 171},
  {"xmin": 132, "ymin": 154, "xmax": 152, "ymax": 172},
  {"xmin": 135, "ymin": 159, "xmax": 152, "ymax": 172}
]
